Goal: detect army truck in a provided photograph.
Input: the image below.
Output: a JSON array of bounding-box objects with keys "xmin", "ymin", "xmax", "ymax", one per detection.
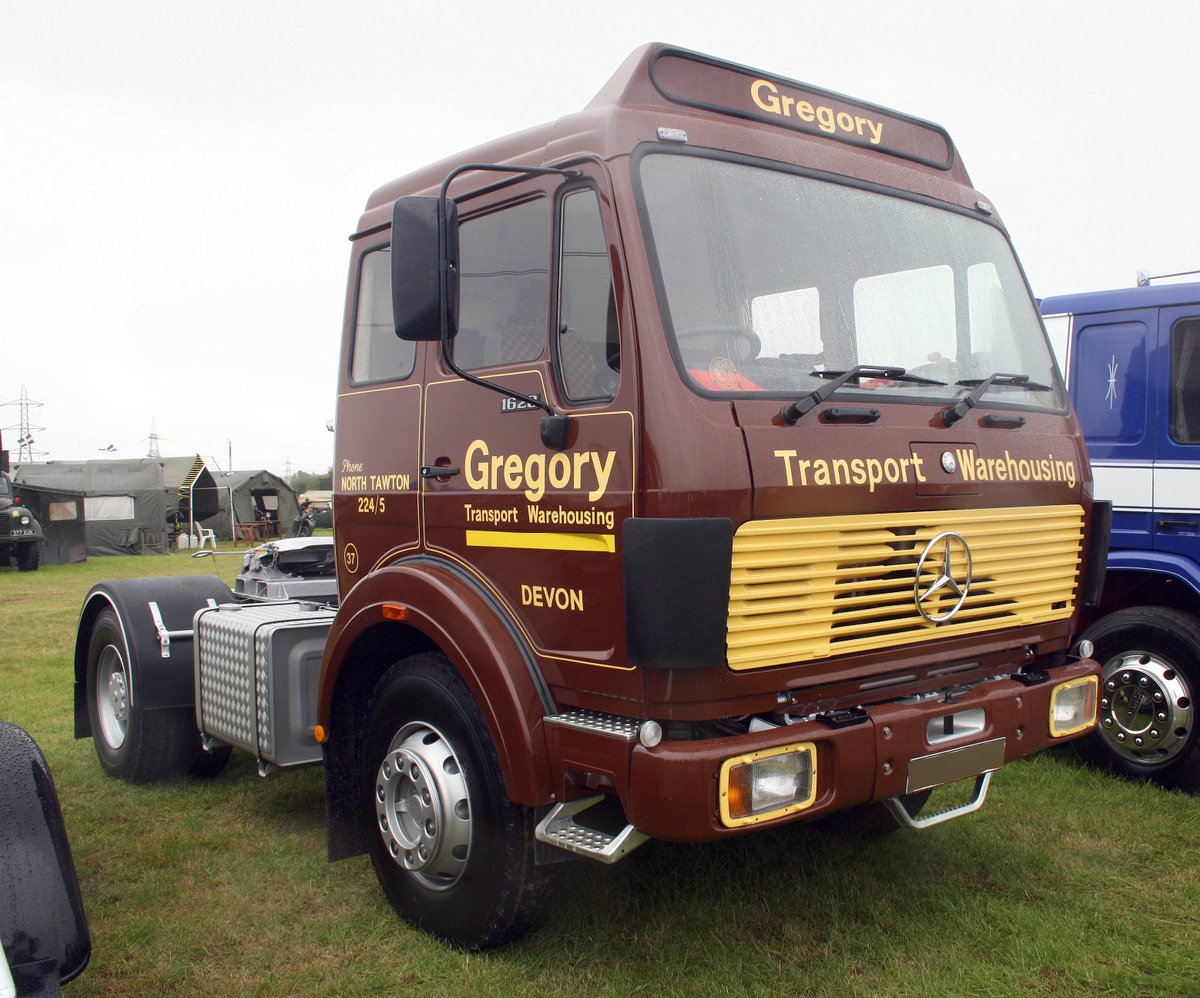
[{"xmin": 0, "ymin": 439, "xmax": 43, "ymax": 572}]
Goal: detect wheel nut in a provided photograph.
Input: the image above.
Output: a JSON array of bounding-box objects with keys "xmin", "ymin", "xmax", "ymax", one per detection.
[
  {"xmin": 1134, "ymin": 737, "xmax": 1144, "ymax": 746},
  {"xmin": 1150, "ymin": 730, "xmax": 1160, "ymax": 739},
  {"xmin": 1103, "ymin": 717, "xmax": 1114, "ymax": 727},
  {"xmin": 1121, "ymin": 673, "xmax": 1132, "ymax": 684},
  {"xmin": 1116, "ymin": 732, "xmax": 1127, "ymax": 741},
  {"xmin": 1139, "ymin": 677, "xmax": 1150, "ymax": 687}
]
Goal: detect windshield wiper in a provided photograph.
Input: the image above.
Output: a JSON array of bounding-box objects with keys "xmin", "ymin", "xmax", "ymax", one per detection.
[
  {"xmin": 940, "ymin": 373, "xmax": 1051, "ymax": 427},
  {"xmin": 780, "ymin": 365, "xmax": 946, "ymax": 424}
]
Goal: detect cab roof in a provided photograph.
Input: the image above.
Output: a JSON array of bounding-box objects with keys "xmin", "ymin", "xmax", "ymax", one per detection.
[
  {"xmin": 360, "ymin": 43, "xmax": 973, "ymax": 227},
  {"xmin": 1040, "ymin": 281, "xmax": 1200, "ymax": 316}
]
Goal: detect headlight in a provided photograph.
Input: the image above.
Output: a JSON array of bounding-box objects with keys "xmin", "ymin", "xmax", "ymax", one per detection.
[
  {"xmin": 19, "ymin": 514, "xmax": 30, "ymax": 526},
  {"xmin": 719, "ymin": 743, "xmax": 817, "ymax": 827},
  {"xmin": 1049, "ymin": 676, "xmax": 1099, "ymax": 737}
]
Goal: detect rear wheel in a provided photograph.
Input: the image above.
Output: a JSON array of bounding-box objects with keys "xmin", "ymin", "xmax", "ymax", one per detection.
[
  {"xmin": 15, "ymin": 541, "xmax": 40, "ymax": 572},
  {"xmin": 361, "ymin": 652, "xmax": 556, "ymax": 950},
  {"xmin": 86, "ymin": 607, "xmax": 213, "ymax": 782}
]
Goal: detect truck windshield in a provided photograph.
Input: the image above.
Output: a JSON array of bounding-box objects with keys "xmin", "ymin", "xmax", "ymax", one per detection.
[{"xmin": 637, "ymin": 152, "xmax": 1062, "ymax": 410}]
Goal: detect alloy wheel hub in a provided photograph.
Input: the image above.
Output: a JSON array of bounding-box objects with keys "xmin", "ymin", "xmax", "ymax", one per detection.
[
  {"xmin": 375, "ymin": 722, "xmax": 471, "ymax": 890},
  {"xmin": 96, "ymin": 645, "xmax": 129, "ymax": 749},
  {"xmin": 1098, "ymin": 653, "xmax": 1193, "ymax": 765}
]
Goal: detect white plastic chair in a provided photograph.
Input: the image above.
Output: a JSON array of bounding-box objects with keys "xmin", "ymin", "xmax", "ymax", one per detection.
[{"xmin": 194, "ymin": 522, "xmax": 217, "ymax": 549}]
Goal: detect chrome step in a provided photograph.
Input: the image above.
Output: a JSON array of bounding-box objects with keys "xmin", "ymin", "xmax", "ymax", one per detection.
[
  {"xmin": 543, "ymin": 709, "xmax": 640, "ymax": 740},
  {"xmin": 535, "ymin": 794, "xmax": 649, "ymax": 863},
  {"xmin": 883, "ymin": 771, "xmax": 993, "ymax": 830}
]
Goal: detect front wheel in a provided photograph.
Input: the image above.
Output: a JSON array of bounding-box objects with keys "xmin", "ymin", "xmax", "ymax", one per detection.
[
  {"xmin": 361, "ymin": 652, "xmax": 556, "ymax": 950},
  {"xmin": 1082, "ymin": 606, "xmax": 1200, "ymax": 792},
  {"xmin": 15, "ymin": 541, "xmax": 40, "ymax": 572}
]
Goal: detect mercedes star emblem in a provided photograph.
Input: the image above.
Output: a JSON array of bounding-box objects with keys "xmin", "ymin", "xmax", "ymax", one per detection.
[{"xmin": 914, "ymin": 531, "xmax": 972, "ymax": 623}]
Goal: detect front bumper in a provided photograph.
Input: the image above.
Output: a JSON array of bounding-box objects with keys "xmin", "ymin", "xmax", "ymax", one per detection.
[{"xmin": 545, "ymin": 659, "xmax": 1099, "ymax": 842}]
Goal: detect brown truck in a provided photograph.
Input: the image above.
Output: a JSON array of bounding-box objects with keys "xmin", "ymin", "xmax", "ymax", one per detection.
[{"xmin": 74, "ymin": 44, "xmax": 1106, "ymax": 950}]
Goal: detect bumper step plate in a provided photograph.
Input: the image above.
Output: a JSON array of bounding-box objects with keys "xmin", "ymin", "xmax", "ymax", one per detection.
[{"xmin": 535, "ymin": 795, "xmax": 649, "ymax": 863}]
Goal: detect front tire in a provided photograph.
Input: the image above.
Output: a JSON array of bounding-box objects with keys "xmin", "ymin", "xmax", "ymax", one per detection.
[
  {"xmin": 1082, "ymin": 606, "xmax": 1200, "ymax": 792},
  {"xmin": 15, "ymin": 541, "xmax": 40, "ymax": 572},
  {"xmin": 361, "ymin": 652, "xmax": 556, "ymax": 949}
]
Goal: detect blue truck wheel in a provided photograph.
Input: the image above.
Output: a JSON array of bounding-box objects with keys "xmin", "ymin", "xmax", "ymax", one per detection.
[{"xmin": 1082, "ymin": 606, "xmax": 1199, "ymax": 791}]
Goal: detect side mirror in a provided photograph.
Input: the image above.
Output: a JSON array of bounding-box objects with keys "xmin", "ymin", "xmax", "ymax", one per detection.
[
  {"xmin": 0, "ymin": 722, "xmax": 91, "ymax": 994},
  {"xmin": 391, "ymin": 196, "xmax": 459, "ymax": 342}
]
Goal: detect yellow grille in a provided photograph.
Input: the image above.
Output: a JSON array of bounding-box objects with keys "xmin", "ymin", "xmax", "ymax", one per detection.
[{"xmin": 726, "ymin": 505, "xmax": 1084, "ymax": 671}]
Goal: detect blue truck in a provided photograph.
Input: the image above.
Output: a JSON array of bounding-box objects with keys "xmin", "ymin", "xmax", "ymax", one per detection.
[{"xmin": 1041, "ymin": 277, "xmax": 1200, "ymax": 790}]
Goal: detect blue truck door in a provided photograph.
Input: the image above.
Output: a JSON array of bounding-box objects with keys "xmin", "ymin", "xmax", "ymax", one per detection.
[
  {"xmin": 1070, "ymin": 308, "xmax": 1156, "ymax": 551},
  {"xmin": 1152, "ymin": 308, "xmax": 1200, "ymax": 560}
]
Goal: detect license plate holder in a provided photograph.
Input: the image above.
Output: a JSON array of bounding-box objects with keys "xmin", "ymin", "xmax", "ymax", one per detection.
[{"xmin": 906, "ymin": 736, "xmax": 1006, "ymax": 793}]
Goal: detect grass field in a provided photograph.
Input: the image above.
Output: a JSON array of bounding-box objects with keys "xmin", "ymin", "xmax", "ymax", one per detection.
[{"xmin": 3, "ymin": 550, "xmax": 1199, "ymax": 996}]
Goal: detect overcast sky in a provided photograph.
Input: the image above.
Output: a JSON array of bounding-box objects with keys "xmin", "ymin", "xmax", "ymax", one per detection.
[{"xmin": 3, "ymin": 0, "xmax": 1197, "ymax": 475}]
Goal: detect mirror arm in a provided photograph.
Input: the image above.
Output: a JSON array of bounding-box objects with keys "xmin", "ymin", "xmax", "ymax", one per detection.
[{"xmin": 435, "ymin": 164, "xmax": 582, "ymax": 449}]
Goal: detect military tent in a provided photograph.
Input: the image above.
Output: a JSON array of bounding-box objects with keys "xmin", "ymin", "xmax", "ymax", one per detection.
[
  {"xmin": 202, "ymin": 469, "xmax": 300, "ymax": 542},
  {"xmin": 14, "ymin": 456, "xmax": 226, "ymax": 556}
]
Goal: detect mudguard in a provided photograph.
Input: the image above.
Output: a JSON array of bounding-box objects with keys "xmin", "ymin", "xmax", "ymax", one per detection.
[
  {"xmin": 319, "ymin": 556, "xmax": 555, "ymax": 808},
  {"xmin": 73, "ymin": 575, "xmax": 235, "ymax": 739},
  {"xmin": 0, "ymin": 722, "xmax": 90, "ymax": 994},
  {"xmin": 1107, "ymin": 549, "xmax": 1200, "ymax": 598}
]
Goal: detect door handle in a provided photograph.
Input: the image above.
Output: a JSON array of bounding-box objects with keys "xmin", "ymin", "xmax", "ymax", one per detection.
[
  {"xmin": 1157, "ymin": 518, "xmax": 1199, "ymax": 532},
  {"xmin": 420, "ymin": 464, "xmax": 460, "ymax": 480}
]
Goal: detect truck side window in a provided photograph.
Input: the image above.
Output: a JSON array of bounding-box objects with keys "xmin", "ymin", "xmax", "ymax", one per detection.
[
  {"xmin": 455, "ymin": 198, "xmax": 549, "ymax": 370},
  {"xmin": 1170, "ymin": 318, "xmax": 1200, "ymax": 443},
  {"xmin": 557, "ymin": 190, "xmax": 620, "ymax": 400},
  {"xmin": 350, "ymin": 248, "xmax": 416, "ymax": 384}
]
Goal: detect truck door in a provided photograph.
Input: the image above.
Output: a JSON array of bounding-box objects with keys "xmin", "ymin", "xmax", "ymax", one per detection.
[
  {"xmin": 1070, "ymin": 308, "xmax": 1156, "ymax": 552},
  {"xmin": 334, "ymin": 241, "xmax": 424, "ymax": 590},
  {"xmin": 420, "ymin": 170, "xmax": 635, "ymax": 667},
  {"xmin": 1152, "ymin": 307, "xmax": 1200, "ymax": 560}
]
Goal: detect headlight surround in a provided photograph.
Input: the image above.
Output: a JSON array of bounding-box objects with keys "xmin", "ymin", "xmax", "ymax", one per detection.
[
  {"xmin": 1049, "ymin": 675, "xmax": 1099, "ymax": 737},
  {"xmin": 719, "ymin": 742, "xmax": 817, "ymax": 827}
]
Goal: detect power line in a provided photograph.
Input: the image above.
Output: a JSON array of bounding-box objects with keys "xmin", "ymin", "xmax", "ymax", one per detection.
[
  {"xmin": 0, "ymin": 387, "xmax": 47, "ymax": 462},
  {"xmin": 147, "ymin": 417, "xmax": 161, "ymax": 458}
]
